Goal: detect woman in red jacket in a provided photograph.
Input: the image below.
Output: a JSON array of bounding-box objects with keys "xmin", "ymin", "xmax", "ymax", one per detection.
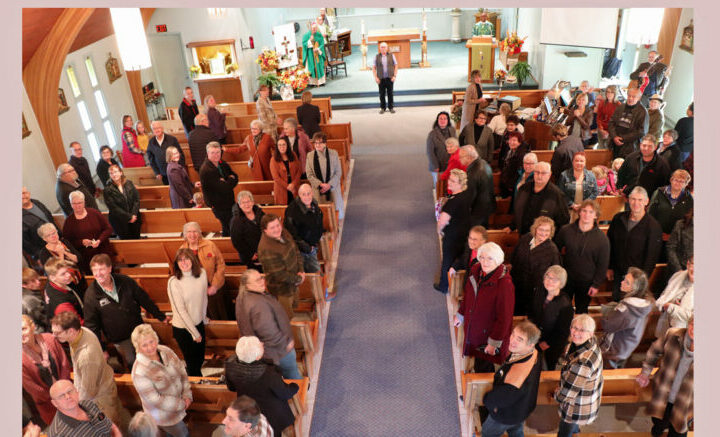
[
  {"xmin": 595, "ymin": 86, "xmax": 621, "ymax": 149},
  {"xmin": 454, "ymin": 241, "xmax": 515, "ymax": 373},
  {"xmin": 119, "ymin": 115, "xmax": 147, "ymax": 168},
  {"xmin": 270, "ymin": 137, "xmax": 302, "ymax": 205}
]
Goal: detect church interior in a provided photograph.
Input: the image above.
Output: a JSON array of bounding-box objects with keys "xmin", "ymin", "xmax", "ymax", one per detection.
[{"xmin": 20, "ymin": 7, "xmax": 698, "ymax": 437}]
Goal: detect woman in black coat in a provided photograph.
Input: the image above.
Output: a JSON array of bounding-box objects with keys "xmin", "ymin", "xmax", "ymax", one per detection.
[
  {"xmin": 229, "ymin": 191, "xmax": 265, "ymax": 271},
  {"xmin": 498, "ymin": 131, "xmax": 529, "ymax": 198},
  {"xmin": 509, "ymin": 216, "xmax": 561, "ymax": 316},
  {"xmin": 103, "ymin": 164, "xmax": 142, "ymax": 239},
  {"xmin": 528, "ymin": 265, "xmax": 574, "ymax": 370},
  {"xmin": 225, "ymin": 336, "xmax": 299, "ymax": 436},
  {"xmin": 426, "ymin": 111, "xmax": 456, "ymax": 186},
  {"xmin": 296, "ymin": 91, "xmax": 321, "ymax": 139},
  {"xmin": 95, "ymin": 145, "xmax": 120, "ymax": 189}
]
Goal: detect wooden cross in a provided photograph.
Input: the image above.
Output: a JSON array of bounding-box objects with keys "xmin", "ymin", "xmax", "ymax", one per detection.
[{"xmin": 281, "ymin": 36, "xmax": 295, "ymax": 57}]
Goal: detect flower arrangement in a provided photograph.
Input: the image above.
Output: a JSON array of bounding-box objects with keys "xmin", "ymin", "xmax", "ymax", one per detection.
[
  {"xmin": 189, "ymin": 65, "xmax": 201, "ymax": 77},
  {"xmin": 279, "ymin": 66, "xmax": 310, "ymax": 93},
  {"xmin": 499, "ymin": 31, "xmax": 526, "ymax": 55},
  {"xmin": 144, "ymin": 90, "xmax": 163, "ymax": 105},
  {"xmin": 225, "ymin": 62, "xmax": 239, "ymax": 75},
  {"xmin": 450, "ymin": 100, "xmax": 463, "ymax": 124},
  {"xmin": 494, "ymin": 69, "xmax": 507, "ymax": 83},
  {"xmin": 255, "ymin": 49, "xmax": 279, "ymax": 71}
]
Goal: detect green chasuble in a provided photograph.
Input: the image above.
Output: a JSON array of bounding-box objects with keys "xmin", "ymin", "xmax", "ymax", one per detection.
[
  {"xmin": 472, "ymin": 21, "xmax": 495, "ymax": 37},
  {"xmin": 302, "ymin": 30, "xmax": 326, "ymax": 80}
]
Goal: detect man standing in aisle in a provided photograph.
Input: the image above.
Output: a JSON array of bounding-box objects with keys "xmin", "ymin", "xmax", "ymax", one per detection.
[{"xmin": 373, "ymin": 42, "xmax": 397, "ymax": 114}]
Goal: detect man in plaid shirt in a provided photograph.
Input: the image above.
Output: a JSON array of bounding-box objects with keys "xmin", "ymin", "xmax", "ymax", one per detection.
[
  {"xmin": 213, "ymin": 395, "xmax": 274, "ymax": 437},
  {"xmin": 554, "ymin": 314, "xmax": 604, "ymax": 437}
]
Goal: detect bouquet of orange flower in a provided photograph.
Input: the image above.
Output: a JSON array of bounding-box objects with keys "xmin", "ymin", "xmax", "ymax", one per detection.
[
  {"xmin": 255, "ymin": 49, "xmax": 279, "ymax": 71},
  {"xmin": 500, "ymin": 31, "xmax": 526, "ymax": 55},
  {"xmin": 279, "ymin": 66, "xmax": 310, "ymax": 93},
  {"xmin": 494, "ymin": 69, "xmax": 507, "ymax": 82}
]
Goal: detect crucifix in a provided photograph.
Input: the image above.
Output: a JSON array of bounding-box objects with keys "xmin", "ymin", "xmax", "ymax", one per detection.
[{"xmin": 281, "ymin": 36, "xmax": 295, "ymax": 57}]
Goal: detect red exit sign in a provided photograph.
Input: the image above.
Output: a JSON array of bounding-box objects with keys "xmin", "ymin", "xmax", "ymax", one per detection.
[{"xmin": 156, "ymin": 24, "xmax": 167, "ymax": 32}]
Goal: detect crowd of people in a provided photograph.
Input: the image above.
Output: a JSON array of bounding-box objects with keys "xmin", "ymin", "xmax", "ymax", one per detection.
[{"xmin": 429, "ymin": 65, "xmax": 694, "ymax": 436}]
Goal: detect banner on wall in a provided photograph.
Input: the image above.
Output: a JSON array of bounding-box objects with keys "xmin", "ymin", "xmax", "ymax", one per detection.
[{"xmin": 274, "ymin": 23, "xmax": 299, "ymax": 69}]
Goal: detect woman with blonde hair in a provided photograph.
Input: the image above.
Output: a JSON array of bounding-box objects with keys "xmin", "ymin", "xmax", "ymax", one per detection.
[
  {"xmin": 256, "ymin": 85, "xmax": 281, "ymax": 141},
  {"xmin": 135, "ymin": 120, "xmax": 150, "ymax": 154},
  {"xmin": 296, "ymin": 90, "xmax": 321, "ymax": 138},
  {"xmin": 166, "ymin": 146, "xmax": 198, "ymax": 209},
  {"xmin": 131, "ymin": 324, "xmax": 192, "ymax": 437},
  {"xmin": 509, "ymin": 216, "xmax": 561, "ymax": 315},
  {"xmin": 460, "ymin": 69, "xmax": 488, "ymax": 131},
  {"xmin": 244, "ymin": 120, "xmax": 275, "ymax": 181},
  {"xmin": 204, "ymin": 94, "xmax": 228, "ymax": 144}
]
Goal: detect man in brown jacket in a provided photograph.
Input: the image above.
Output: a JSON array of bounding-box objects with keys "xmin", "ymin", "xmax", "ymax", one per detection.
[
  {"xmin": 257, "ymin": 214, "xmax": 305, "ymax": 320},
  {"xmin": 637, "ymin": 316, "xmax": 694, "ymax": 437},
  {"xmin": 235, "ymin": 269, "xmax": 302, "ymax": 379}
]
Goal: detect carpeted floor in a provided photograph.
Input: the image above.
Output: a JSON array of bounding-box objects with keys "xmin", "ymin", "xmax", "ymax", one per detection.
[{"xmin": 310, "ymin": 106, "xmax": 461, "ymax": 436}]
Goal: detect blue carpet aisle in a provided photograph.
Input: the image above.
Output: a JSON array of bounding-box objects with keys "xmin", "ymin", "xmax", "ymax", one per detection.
[{"xmin": 310, "ymin": 148, "xmax": 461, "ymax": 435}]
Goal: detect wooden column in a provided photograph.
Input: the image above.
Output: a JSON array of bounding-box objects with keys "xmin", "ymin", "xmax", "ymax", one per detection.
[
  {"xmin": 22, "ymin": 8, "xmax": 94, "ymax": 168},
  {"xmin": 126, "ymin": 70, "xmax": 150, "ymax": 128},
  {"xmin": 657, "ymin": 8, "xmax": 682, "ymax": 64}
]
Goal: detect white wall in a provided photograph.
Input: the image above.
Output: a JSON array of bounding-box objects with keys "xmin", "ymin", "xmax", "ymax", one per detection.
[
  {"xmin": 22, "ymin": 86, "xmax": 60, "ymax": 212},
  {"xmin": 539, "ymin": 45, "xmax": 606, "ymax": 89},
  {"xmin": 22, "ymin": 34, "xmax": 138, "ymax": 211},
  {"xmin": 59, "ymin": 34, "xmax": 137, "ymax": 165},
  {"xmin": 517, "ymin": 8, "xmax": 543, "ymax": 84},
  {"xmin": 662, "ymin": 8, "xmax": 694, "ymax": 125}
]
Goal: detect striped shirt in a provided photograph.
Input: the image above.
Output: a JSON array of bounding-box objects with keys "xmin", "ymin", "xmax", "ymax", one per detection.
[{"xmin": 48, "ymin": 399, "xmax": 113, "ymax": 437}]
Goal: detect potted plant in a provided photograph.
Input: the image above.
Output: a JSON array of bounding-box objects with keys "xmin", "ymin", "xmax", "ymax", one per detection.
[
  {"xmin": 256, "ymin": 73, "xmax": 283, "ymax": 100},
  {"xmin": 509, "ymin": 61, "xmax": 532, "ymax": 87}
]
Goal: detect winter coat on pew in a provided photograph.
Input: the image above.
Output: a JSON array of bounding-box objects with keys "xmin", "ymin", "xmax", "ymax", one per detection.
[{"xmin": 225, "ymin": 357, "xmax": 299, "ymax": 436}]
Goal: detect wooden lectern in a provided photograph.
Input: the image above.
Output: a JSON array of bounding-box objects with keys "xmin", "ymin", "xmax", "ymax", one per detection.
[
  {"xmin": 367, "ymin": 28, "xmax": 420, "ymax": 69},
  {"xmin": 466, "ymin": 36, "xmax": 496, "ymax": 83}
]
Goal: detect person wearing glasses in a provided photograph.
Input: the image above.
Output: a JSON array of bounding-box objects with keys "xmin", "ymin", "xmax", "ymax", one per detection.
[
  {"xmin": 305, "ymin": 132, "xmax": 344, "ymax": 220},
  {"xmin": 55, "ymin": 163, "xmax": 98, "ymax": 217},
  {"xmin": 554, "ymin": 314, "xmax": 603, "ymax": 437},
  {"xmin": 459, "ymin": 109, "xmax": 494, "ymax": 164}
]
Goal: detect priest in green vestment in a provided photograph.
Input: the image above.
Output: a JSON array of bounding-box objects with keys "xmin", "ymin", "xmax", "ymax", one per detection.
[
  {"xmin": 302, "ymin": 22, "xmax": 327, "ymax": 86},
  {"xmin": 472, "ymin": 12, "xmax": 495, "ymax": 37}
]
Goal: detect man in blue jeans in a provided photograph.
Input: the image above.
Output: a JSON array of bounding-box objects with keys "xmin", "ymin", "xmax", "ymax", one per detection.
[
  {"xmin": 481, "ymin": 321, "xmax": 542, "ymax": 437},
  {"xmin": 372, "ymin": 42, "xmax": 398, "ymax": 114}
]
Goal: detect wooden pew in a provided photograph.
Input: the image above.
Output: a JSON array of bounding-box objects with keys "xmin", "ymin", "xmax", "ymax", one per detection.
[
  {"xmin": 488, "ymin": 195, "xmax": 625, "ymax": 228},
  {"xmin": 534, "ymin": 149, "xmax": 614, "ymax": 169},
  {"xmin": 225, "ymin": 122, "xmax": 353, "ymax": 149},
  {"xmin": 115, "ymin": 374, "xmax": 309, "ymax": 435},
  {"xmin": 166, "ymin": 97, "xmax": 332, "ymax": 121},
  {"xmin": 461, "ymin": 368, "xmax": 657, "ymax": 436},
  {"xmin": 226, "ymin": 110, "xmax": 328, "ymax": 129},
  {"xmin": 135, "ymin": 181, "xmax": 281, "ymax": 209}
]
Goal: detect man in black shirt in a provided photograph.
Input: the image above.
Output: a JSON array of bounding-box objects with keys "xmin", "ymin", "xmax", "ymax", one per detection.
[
  {"xmin": 481, "ymin": 321, "xmax": 542, "ymax": 437},
  {"xmin": 200, "ymin": 142, "xmax": 238, "ymax": 236},
  {"xmin": 608, "ymin": 87, "xmax": 648, "ymax": 159},
  {"xmin": 146, "ymin": 121, "xmax": 184, "ymax": 185},
  {"xmin": 68, "ymin": 142, "xmax": 98, "ymax": 196},
  {"xmin": 511, "ymin": 161, "xmax": 569, "ymax": 235}
]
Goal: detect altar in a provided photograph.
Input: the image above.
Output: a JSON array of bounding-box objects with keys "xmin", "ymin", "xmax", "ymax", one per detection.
[
  {"xmin": 367, "ymin": 28, "xmax": 421, "ymax": 69},
  {"xmin": 466, "ymin": 36, "xmax": 496, "ymax": 83},
  {"xmin": 187, "ymin": 39, "xmax": 243, "ymax": 103}
]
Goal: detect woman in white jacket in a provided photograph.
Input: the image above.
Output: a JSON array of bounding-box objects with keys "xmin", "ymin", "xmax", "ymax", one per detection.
[{"xmin": 654, "ymin": 257, "xmax": 694, "ymax": 336}]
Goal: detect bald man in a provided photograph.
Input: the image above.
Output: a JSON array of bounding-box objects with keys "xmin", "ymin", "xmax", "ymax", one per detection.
[
  {"xmin": 48, "ymin": 380, "xmax": 122, "ymax": 437},
  {"xmin": 608, "ymin": 87, "xmax": 649, "ymax": 159},
  {"xmin": 284, "ymin": 183, "xmax": 325, "ymax": 273},
  {"xmin": 188, "ymin": 112, "xmax": 219, "ymax": 169}
]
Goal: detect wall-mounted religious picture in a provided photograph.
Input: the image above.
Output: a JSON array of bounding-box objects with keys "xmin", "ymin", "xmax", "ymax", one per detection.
[
  {"xmin": 106, "ymin": 52, "xmax": 123, "ymax": 83},
  {"xmin": 679, "ymin": 19, "xmax": 693, "ymax": 54},
  {"xmin": 22, "ymin": 113, "xmax": 31, "ymax": 138},
  {"xmin": 274, "ymin": 23, "xmax": 299, "ymax": 69},
  {"xmin": 58, "ymin": 88, "xmax": 70, "ymax": 115}
]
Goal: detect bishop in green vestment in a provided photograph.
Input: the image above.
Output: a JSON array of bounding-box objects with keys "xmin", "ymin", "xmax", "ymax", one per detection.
[{"xmin": 303, "ymin": 23, "xmax": 327, "ymax": 86}]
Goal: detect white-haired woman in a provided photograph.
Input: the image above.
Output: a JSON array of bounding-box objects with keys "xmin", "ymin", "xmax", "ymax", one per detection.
[
  {"xmin": 62, "ymin": 190, "xmax": 114, "ymax": 273},
  {"xmin": 243, "ymin": 119, "xmax": 275, "ymax": 181},
  {"xmin": 600, "ymin": 267, "xmax": 654, "ymax": 368},
  {"xmin": 454, "ymin": 242, "xmax": 515, "ymax": 372},
  {"xmin": 528, "ymin": 265, "xmax": 574, "ymax": 370},
  {"xmin": 130, "ymin": 324, "xmax": 192, "ymax": 437},
  {"xmin": 655, "ymin": 257, "xmax": 693, "ymax": 337},
  {"xmin": 225, "ymin": 336, "xmax": 299, "ymax": 436},
  {"xmin": 127, "ymin": 411, "xmax": 160, "ymax": 437},
  {"xmin": 435, "ymin": 169, "xmax": 473, "ymax": 294},
  {"xmin": 439, "ymin": 137, "xmax": 466, "ymax": 183},
  {"xmin": 36, "ymin": 222, "xmax": 82, "ymax": 270},
  {"xmin": 179, "ymin": 222, "xmax": 228, "ymax": 320},
  {"xmin": 555, "ymin": 314, "xmax": 603, "ymax": 437}
]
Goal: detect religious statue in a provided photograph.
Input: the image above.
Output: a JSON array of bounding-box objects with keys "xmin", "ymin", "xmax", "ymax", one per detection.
[
  {"xmin": 318, "ymin": 8, "xmax": 337, "ymax": 41},
  {"xmin": 302, "ymin": 22, "xmax": 327, "ymax": 86},
  {"xmin": 105, "ymin": 52, "xmax": 122, "ymax": 84},
  {"xmin": 472, "ymin": 11, "xmax": 495, "ymax": 37}
]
